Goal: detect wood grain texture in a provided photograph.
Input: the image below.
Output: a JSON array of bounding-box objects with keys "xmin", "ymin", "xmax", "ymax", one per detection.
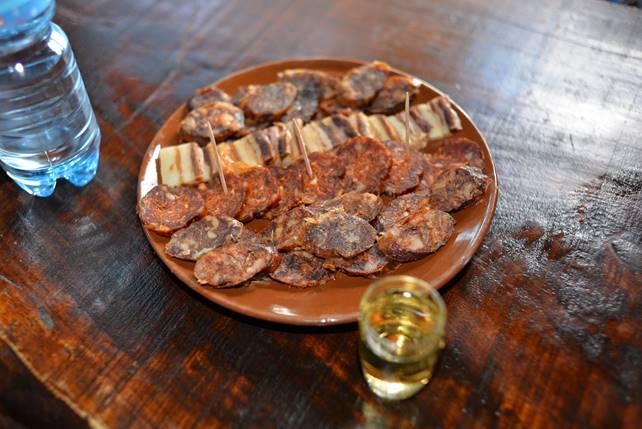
[{"xmin": 1, "ymin": 0, "xmax": 641, "ymax": 427}]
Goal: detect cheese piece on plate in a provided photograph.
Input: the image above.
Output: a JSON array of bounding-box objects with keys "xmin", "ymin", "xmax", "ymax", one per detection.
[{"xmin": 158, "ymin": 142, "xmax": 209, "ymax": 186}]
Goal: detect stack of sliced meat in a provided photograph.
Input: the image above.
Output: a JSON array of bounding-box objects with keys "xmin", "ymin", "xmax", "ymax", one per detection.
[{"xmin": 138, "ymin": 135, "xmax": 491, "ymax": 288}]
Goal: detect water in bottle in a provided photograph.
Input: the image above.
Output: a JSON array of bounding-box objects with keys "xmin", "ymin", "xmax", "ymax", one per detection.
[{"xmin": 0, "ymin": 0, "xmax": 101, "ymax": 197}]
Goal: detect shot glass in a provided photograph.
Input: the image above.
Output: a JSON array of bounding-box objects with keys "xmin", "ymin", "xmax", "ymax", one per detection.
[{"xmin": 359, "ymin": 275, "xmax": 446, "ymax": 400}]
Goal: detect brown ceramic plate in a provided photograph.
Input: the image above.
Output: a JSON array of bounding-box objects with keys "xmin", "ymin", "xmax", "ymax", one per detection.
[{"xmin": 137, "ymin": 58, "xmax": 498, "ymax": 326}]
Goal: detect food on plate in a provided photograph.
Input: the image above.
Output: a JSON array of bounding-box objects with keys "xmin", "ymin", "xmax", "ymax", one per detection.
[
  {"xmin": 158, "ymin": 142, "xmax": 211, "ymax": 187},
  {"xmin": 381, "ymin": 139, "xmax": 424, "ymax": 195},
  {"xmin": 260, "ymin": 206, "xmax": 316, "ymax": 251},
  {"xmin": 138, "ymin": 185, "xmax": 205, "ymax": 235},
  {"xmin": 269, "ymin": 251, "xmax": 334, "ymax": 287},
  {"xmin": 323, "ymin": 246, "xmax": 391, "ymax": 277},
  {"xmin": 429, "ymin": 165, "xmax": 489, "ymax": 212},
  {"xmin": 234, "ymin": 164, "xmax": 280, "ymax": 222},
  {"xmin": 339, "ymin": 61, "xmax": 390, "ymax": 107},
  {"xmin": 334, "ymin": 136, "xmax": 392, "ymax": 193},
  {"xmin": 236, "ymin": 82, "xmax": 298, "ymax": 122},
  {"xmin": 378, "ymin": 207, "xmax": 456, "ymax": 262},
  {"xmin": 312, "ymin": 192, "xmax": 383, "ymax": 222},
  {"xmin": 368, "ymin": 75, "xmax": 419, "ymax": 114},
  {"xmin": 180, "ymin": 101, "xmax": 245, "ymax": 143},
  {"xmin": 278, "ymin": 69, "xmax": 340, "ymax": 100},
  {"xmin": 297, "ymin": 151, "xmax": 346, "ymax": 204},
  {"xmin": 263, "ymin": 165, "xmax": 304, "ymax": 219},
  {"xmin": 431, "ymin": 137, "xmax": 485, "ymax": 170},
  {"xmin": 165, "ymin": 215, "xmax": 243, "ymax": 261},
  {"xmin": 187, "ymin": 85, "xmax": 232, "ymax": 111},
  {"xmin": 201, "ymin": 169, "xmax": 245, "ymax": 218},
  {"xmin": 194, "ymin": 240, "xmax": 278, "ymax": 287},
  {"xmin": 303, "ymin": 210, "xmax": 377, "ymax": 258},
  {"xmin": 374, "ymin": 190, "xmax": 433, "ymax": 232}
]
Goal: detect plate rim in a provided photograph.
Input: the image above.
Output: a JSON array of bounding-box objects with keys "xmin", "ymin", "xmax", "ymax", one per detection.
[{"xmin": 136, "ymin": 57, "xmax": 499, "ymax": 326}]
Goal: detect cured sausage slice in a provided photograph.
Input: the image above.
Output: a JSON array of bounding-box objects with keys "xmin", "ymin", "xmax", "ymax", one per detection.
[
  {"xmin": 234, "ymin": 164, "xmax": 280, "ymax": 222},
  {"xmin": 281, "ymin": 94, "xmax": 319, "ymax": 123},
  {"xmin": 278, "ymin": 69, "xmax": 341, "ymax": 100},
  {"xmin": 180, "ymin": 101, "xmax": 245, "ymax": 143},
  {"xmin": 430, "ymin": 165, "xmax": 489, "ymax": 212},
  {"xmin": 260, "ymin": 206, "xmax": 316, "ymax": 251},
  {"xmin": 165, "ymin": 215, "xmax": 243, "ymax": 261},
  {"xmin": 432, "ymin": 137, "xmax": 485, "ymax": 170},
  {"xmin": 334, "ymin": 136, "xmax": 392, "ymax": 193},
  {"xmin": 381, "ymin": 140, "xmax": 424, "ymax": 196},
  {"xmin": 312, "ymin": 192, "xmax": 383, "ymax": 222},
  {"xmin": 297, "ymin": 152, "xmax": 346, "ymax": 204},
  {"xmin": 138, "ymin": 185, "xmax": 205, "ymax": 236},
  {"xmin": 338, "ymin": 61, "xmax": 390, "ymax": 107},
  {"xmin": 201, "ymin": 170, "xmax": 245, "ymax": 218},
  {"xmin": 368, "ymin": 75, "xmax": 419, "ymax": 114},
  {"xmin": 378, "ymin": 207, "xmax": 455, "ymax": 262},
  {"xmin": 269, "ymin": 251, "xmax": 334, "ymax": 288},
  {"xmin": 303, "ymin": 210, "xmax": 376, "ymax": 258},
  {"xmin": 194, "ymin": 241, "xmax": 278, "ymax": 288},
  {"xmin": 323, "ymin": 246, "xmax": 391, "ymax": 277},
  {"xmin": 188, "ymin": 85, "xmax": 232, "ymax": 111},
  {"xmin": 236, "ymin": 82, "xmax": 297, "ymax": 122},
  {"xmin": 374, "ymin": 190, "xmax": 433, "ymax": 232},
  {"xmin": 263, "ymin": 165, "xmax": 304, "ymax": 219}
]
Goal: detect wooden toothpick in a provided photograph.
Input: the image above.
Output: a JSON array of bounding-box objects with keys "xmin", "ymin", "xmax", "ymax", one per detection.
[
  {"xmin": 292, "ymin": 119, "xmax": 315, "ymax": 180},
  {"xmin": 207, "ymin": 121, "xmax": 228, "ymax": 194},
  {"xmin": 404, "ymin": 91, "xmax": 411, "ymax": 146}
]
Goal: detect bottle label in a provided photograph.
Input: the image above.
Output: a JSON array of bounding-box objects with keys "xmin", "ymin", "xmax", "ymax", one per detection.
[{"xmin": 0, "ymin": 0, "xmax": 51, "ymax": 31}]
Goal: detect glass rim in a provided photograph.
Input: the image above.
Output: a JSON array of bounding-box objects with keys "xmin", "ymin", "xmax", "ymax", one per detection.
[{"xmin": 359, "ymin": 275, "xmax": 447, "ymax": 339}]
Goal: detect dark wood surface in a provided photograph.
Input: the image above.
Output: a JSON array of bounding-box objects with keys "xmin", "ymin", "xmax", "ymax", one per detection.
[{"xmin": 1, "ymin": 0, "xmax": 641, "ymax": 427}]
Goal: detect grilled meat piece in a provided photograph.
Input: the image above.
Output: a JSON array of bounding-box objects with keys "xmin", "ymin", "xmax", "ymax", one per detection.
[
  {"xmin": 165, "ymin": 215, "xmax": 243, "ymax": 261},
  {"xmin": 269, "ymin": 251, "xmax": 334, "ymax": 288},
  {"xmin": 368, "ymin": 75, "xmax": 419, "ymax": 114},
  {"xmin": 138, "ymin": 185, "xmax": 205, "ymax": 236}
]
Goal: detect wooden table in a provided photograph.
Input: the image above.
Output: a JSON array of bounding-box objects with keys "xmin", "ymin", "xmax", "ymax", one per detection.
[{"xmin": 1, "ymin": 0, "xmax": 641, "ymax": 427}]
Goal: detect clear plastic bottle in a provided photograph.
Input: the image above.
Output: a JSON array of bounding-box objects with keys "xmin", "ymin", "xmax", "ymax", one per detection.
[{"xmin": 0, "ymin": 0, "xmax": 101, "ymax": 197}]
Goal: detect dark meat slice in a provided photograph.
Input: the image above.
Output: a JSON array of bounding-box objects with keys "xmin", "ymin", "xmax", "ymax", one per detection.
[
  {"xmin": 375, "ymin": 190, "xmax": 433, "ymax": 232},
  {"xmin": 297, "ymin": 151, "xmax": 347, "ymax": 204},
  {"xmin": 187, "ymin": 85, "xmax": 232, "ymax": 111},
  {"xmin": 194, "ymin": 241, "xmax": 278, "ymax": 288},
  {"xmin": 381, "ymin": 140, "xmax": 424, "ymax": 195},
  {"xmin": 368, "ymin": 75, "xmax": 419, "ymax": 114},
  {"xmin": 432, "ymin": 137, "xmax": 485, "ymax": 170},
  {"xmin": 312, "ymin": 192, "xmax": 383, "ymax": 222},
  {"xmin": 323, "ymin": 246, "xmax": 391, "ymax": 277},
  {"xmin": 237, "ymin": 82, "xmax": 297, "ymax": 122},
  {"xmin": 303, "ymin": 210, "xmax": 376, "ymax": 258},
  {"xmin": 430, "ymin": 165, "xmax": 489, "ymax": 212},
  {"xmin": 278, "ymin": 69, "xmax": 341, "ymax": 100},
  {"xmin": 201, "ymin": 170, "xmax": 245, "ymax": 218},
  {"xmin": 269, "ymin": 251, "xmax": 334, "ymax": 288},
  {"xmin": 234, "ymin": 164, "xmax": 280, "ymax": 222},
  {"xmin": 378, "ymin": 207, "xmax": 455, "ymax": 262},
  {"xmin": 138, "ymin": 185, "xmax": 205, "ymax": 236},
  {"xmin": 334, "ymin": 136, "xmax": 392, "ymax": 193},
  {"xmin": 338, "ymin": 61, "xmax": 390, "ymax": 107},
  {"xmin": 180, "ymin": 101, "xmax": 245, "ymax": 143},
  {"xmin": 232, "ymin": 85, "xmax": 255, "ymax": 107},
  {"xmin": 418, "ymin": 154, "xmax": 444, "ymax": 190},
  {"xmin": 165, "ymin": 215, "xmax": 243, "ymax": 261},
  {"xmin": 263, "ymin": 165, "xmax": 304, "ymax": 219},
  {"xmin": 260, "ymin": 206, "xmax": 316, "ymax": 251},
  {"xmin": 317, "ymin": 98, "xmax": 354, "ymax": 118},
  {"xmin": 281, "ymin": 94, "xmax": 319, "ymax": 123}
]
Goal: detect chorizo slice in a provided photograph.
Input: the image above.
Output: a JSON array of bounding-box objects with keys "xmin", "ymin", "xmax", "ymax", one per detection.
[
  {"xmin": 338, "ymin": 61, "xmax": 390, "ymax": 107},
  {"xmin": 165, "ymin": 215, "xmax": 243, "ymax": 261},
  {"xmin": 323, "ymin": 246, "xmax": 391, "ymax": 277},
  {"xmin": 269, "ymin": 251, "xmax": 334, "ymax": 288},
  {"xmin": 312, "ymin": 191, "xmax": 383, "ymax": 222},
  {"xmin": 334, "ymin": 136, "xmax": 392, "ymax": 193},
  {"xmin": 297, "ymin": 152, "xmax": 346, "ymax": 205},
  {"xmin": 236, "ymin": 82, "xmax": 297, "ymax": 122},
  {"xmin": 180, "ymin": 101, "xmax": 245, "ymax": 143},
  {"xmin": 260, "ymin": 206, "xmax": 317, "ymax": 251},
  {"xmin": 430, "ymin": 165, "xmax": 489, "ymax": 212},
  {"xmin": 194, "ymin": 241, "xmax": 278, "ymax": 288},
  {"xmin": 263, "ymin": 165, "xmax": 304, "ymax": 219},
  {"xmin": 234, "ymin": 164, "xmax": 280, "ymax": 222},
  {"xmin": 303, "ymin": 210, "xmax": 377, "ymax": 258},
  {"xmin": 378, "ymin": 207, "xmax": 455, "ymax": 262},
  {"xmin": 432, "ymin": 137, "xmax": 485, "ymax": 170},
  {"xmin": 201, "ymin": 170, "xmax": 245, "ymax": 218},
  {"xmin": 187, "ymin": 85, "xmax": 232, "ymax": 111},
  {"xmin": 367, "ymin": 75, "xmax": 419, "ymax": 114},
  {"xmin": 381, "ymin": 140, "xmax": 424, "ymax": 196},
  {"xmin": 138, "ymin": 185, "xmax": 205, "ymax": 236}
]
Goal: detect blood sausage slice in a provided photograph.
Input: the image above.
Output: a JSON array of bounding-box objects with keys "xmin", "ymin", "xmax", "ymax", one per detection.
[
  {"xmin": 312, "ymin": 192, "xmax": 383, "ymax": 222},
  {"xmin": 188, "ymin": 85, "xmax": 232, "ymax": 111},
  {"xmin": 138, "ymin": 185, "xmax": 205, "ymax": 235},
  {"xmin": 303, "ymin": 210, "xmax": 376, "ymax": 258},
  {"xmin": 269, "ymin": 251, "xmax": 334, "ymax": 288},
  {"xmin": 323, "ymin": 246, "xmax": 391, "ymax": 277},
  {"xmin": 180, "ymin": 101, "xmax": 245, "ymax": 143},
  {"xmin": 338, "ymin": 61, "xmax": 390, "ymax": 107},
  {"xmin": 165, "ymin": 215, "xmax": 243, "ymax": 261},
  {"xmin": 429, "ymin": 165, "xmax": 489, "ymax": 212},
  {"xmin": 236, "ymin": 82, "xmax": 297, "ymax": 122},
  {"xmin": 368, "ymin": 75, "xmax": 419, "ymax": 114},
  {"xmin": 375, "ymin": 190, "xmax": 433, "ymax": 232}
]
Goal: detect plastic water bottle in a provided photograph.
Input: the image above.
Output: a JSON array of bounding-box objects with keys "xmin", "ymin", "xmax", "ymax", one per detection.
[{"xmin": 0, "ymin": 0, "xmax": 101, "ymax": 197}]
